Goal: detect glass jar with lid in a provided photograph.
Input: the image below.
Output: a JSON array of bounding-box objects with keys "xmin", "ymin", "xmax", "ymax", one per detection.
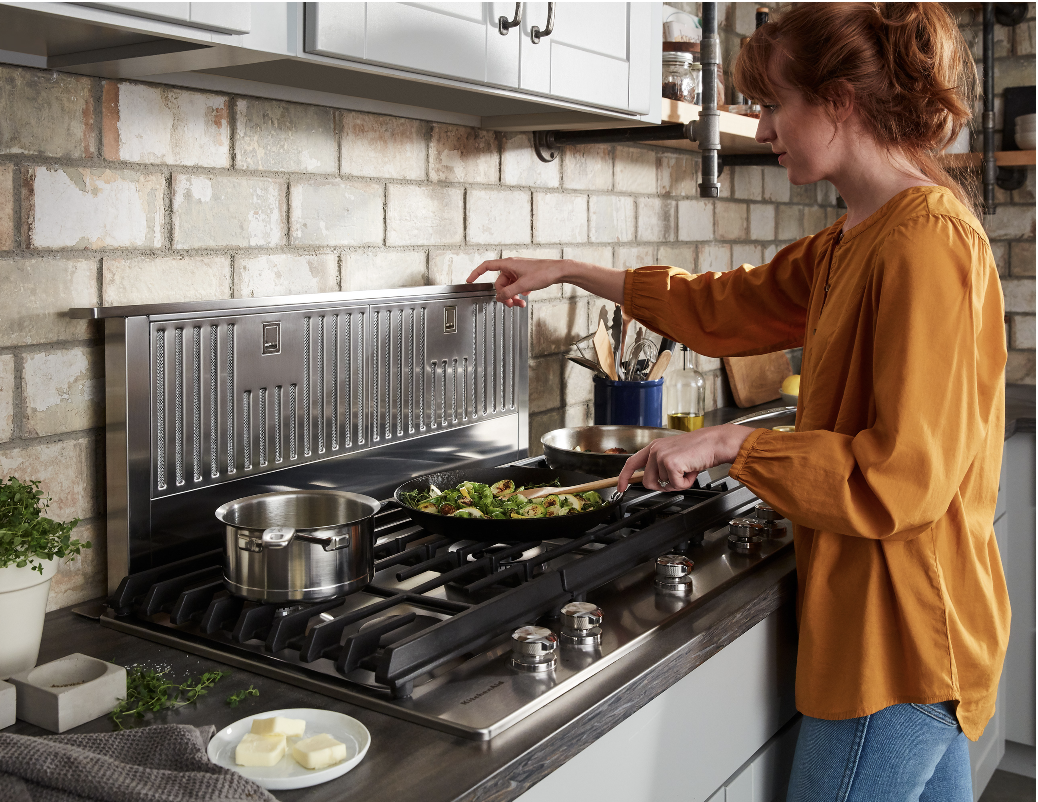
[
  {"xmin": 662, "ymin": 52, "xmax": 702, "ymax": 104},
  {"xmin": 662, "ymin": 346, "xmax": 706, "ymax": 430}
]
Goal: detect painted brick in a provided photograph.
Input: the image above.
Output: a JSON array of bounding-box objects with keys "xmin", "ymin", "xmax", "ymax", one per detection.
[
  {"xmin": 386, "ymin": 184, "xmax": 463, "ymax": 246},
  {"xmin": 529, "ymin": 356, "xmax": 562, "ymax": 413},
  {"xmin": 826, "ymin": 208, "xmax": 844, "ymax": 226},
  {"xmin": 762, "ymin": 167, "xmax": 790, "ymax": 203},
  {"xmin": 714, "ymin": 202, "xmax": 748, "ymax": 240},
  {"xmin": 103, "ymin": 256, "xmax": 231, "ymax": 306},
  {"xmin": 699, "ymin": 243, "xmax": 731, "ymax": 273},
  {"xmin": 1011, "ymin": 241, "xmax": 1035, "ymax": 276},
  {"xmin": 500, "ymin": 247, "xmax": 563, "ymax": 300},
  {"xmin": 501, "ymin": 132, "xmax": 560, "ymax": 188},
  {"xmin": 103, "ymin": 82, "xmax": 228, "ymax": 167},
  {"xmin": 429, "ymin": 250, "xmax": 498, "ymax": 286},
  {"xmin": 803, "ymin": 206, "xmax": 828, "ymax": 236},
  {"xmin": 732, "ymin": 167, "xmax": 763, "ymax": 200},
  {"xmin": 342, "ymin": 250, "xmax": 426, "ymax": 292},
  {"xmin": 817, "ymin": 181, "xmax": 838, "ymax": 206},
  {"xmin": 1013, "ymin": 169, "xmax": 1035, "ymax": 203},
  {"xmin": 22, "ymin": 346, "xmax": 103, "ymax": 437},
  {"xmin": 173, "ymin": 175, "xmax": 284, "ymax": 248},
  {"xmin": 749, "ymin": 204, "xmax": 776, "ymax": 240},
  {"xmin": 27, "ymin": 168, "xmax": 164, "ymax": 249},
  {"xmin": 658, "ymin": 153, "xmax": 698, "ymax": 196},
  {"xmin": 530, "ymin": 299, "xmax": 587, "ymax": 356},
  {"xmin": 429, "ymin": 124, "xmax": 499, "ymax": 183},
  {"xmin": 657, "ymin": 244, "xmax": 697, "ymax": 272},
  {"xmin": 562, "ymin": 144, "xmax": 612, "ymax": 191},
  {"xmin": 564, "ymin": 402, "xmax": 592, "ymax": 428},
  {"xmin": 1003, "ymin": 278, "xmax": 1036, "ymax": 313},
  {"xmin": 0, "ymin": 164, "xmax": 12, "ymax": 250},
  {"xmin": 636, "ymin": 197, "xmax": 675, "ymax": 242},
  {"xmin": 235, "ymin": 98, "xmax": 336, "ymax": 173},
  {"xmin": 0, "ymin": 259, "xmax": 98, "ymax": 347},
  {"xmin": 341, "ymin": 111, "xmax": 427, "ymax": 180},
  {"xmin": 0, "ymin": 66, "xmax": 94, "ymax": 158},
  {"xmin": 1012, "ymin": 315, "xmax": 1036, "ymax": 350},
  {"xmin": 614, "ymin": 147, "xmax": 656, "ymax": 194},
  {"xmin": 994, "ymin": 55, "xmax": 1035, "ymax": 93},
  {"xmin": 1015, "ymin": 19, "xmax": 1036, "ymax": 56},
  {"xmin": 764, "ymin": 243, "xmax": 780, "ymax": 262},
  {"xmin": 529, "ymin": 409, "xmax": 564, "ymax": 456},
  {"xmin": 732, "ymin": 243, "xmax": 764, "ymax": 268},
  {"xmin": 290, "ymin": 179, "xmax": 383, "ymax": 246},
  {"xmin": 694, "ymin": 350, "xmax": 722, "ymax": 373},
  {"xmin": 234, "ymin": 254, "xmax": 338, "ymax": 298},
  {"xmin": 562, "ymin": 245, "xmax": 613, "ymax": 296},
  {"xmin": 990, "ymin": 241, "xmax": 1009, "ymax": 276},
  {"xmin": 0, "ymin": 354, "xmax": 12, "ymax": 442},
  {"xmin": 984, "ymin": 206, "xmax": 1037, "ymax": 240},
  {"xmin": 589, "ymin": 195, "xmax": 635, "ymax": 243},
  {"xmin": 533, "ymin": 193, "xmax": 588, "ymax": 243},
  {"xmin": 677, "ymin": 199, "xmax": 714, "ymax": 241},
  {"xmin": 0, "ymin": 437, "xmax": 97, "ymax": 522},
  {"xmin": 615, "ymin": 246, "xmax": 655, "ymax": 271},
  {"xmin": 562, "ymin": 353, "xmax": 593, "ymax": 406},
  {"xmin": 48, "ymin": 520, "xmax": 105, "ymax": 612},
  {"xmin": 1005, "ymin": 351, "xmax": 1036, "ymax": 384},
  {"xmin": 467, "ymin": 188, "xmax": 531, "ymax": 245},
  {"xmin": 789, "ymin": 184, "xmax": 815, "ymax": 204}
]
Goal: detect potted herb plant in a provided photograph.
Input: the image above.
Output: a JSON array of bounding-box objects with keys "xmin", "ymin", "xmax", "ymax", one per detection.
[{"xmin": 0, "ymin": 476, "xmax": 89, "ymax": 678}]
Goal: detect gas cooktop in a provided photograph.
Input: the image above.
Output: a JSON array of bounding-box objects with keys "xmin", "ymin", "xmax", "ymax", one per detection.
[{"xmin": 98, "ymin": 459, "xmax": 791, "ymax": 740}]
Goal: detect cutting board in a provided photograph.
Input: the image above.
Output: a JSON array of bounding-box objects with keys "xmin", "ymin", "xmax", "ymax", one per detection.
[{"xmin": 723, "ymin": 352, "xmax": 793, "ymax": 408}]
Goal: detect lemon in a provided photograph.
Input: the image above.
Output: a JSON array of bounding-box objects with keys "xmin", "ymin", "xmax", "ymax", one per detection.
[{"xmin": 781, "ymin": 374, "xmax": 800, "ymax": 396}]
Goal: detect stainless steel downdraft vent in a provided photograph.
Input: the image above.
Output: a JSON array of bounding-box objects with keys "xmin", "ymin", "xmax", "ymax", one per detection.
[{"xmin": 148, "ymin": 297, "xmax": 521, "ymax": 498}]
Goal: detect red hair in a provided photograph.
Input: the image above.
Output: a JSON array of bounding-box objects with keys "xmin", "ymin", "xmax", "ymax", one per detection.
[{"xmin": 735, "ymin": 3, "xmax": 978, "ymax": 212}]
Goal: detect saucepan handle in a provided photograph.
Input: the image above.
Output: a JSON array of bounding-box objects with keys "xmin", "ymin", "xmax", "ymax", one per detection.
[{"xmin": 261, "ymin": 527, "xmax": 295, "ymax": 548}]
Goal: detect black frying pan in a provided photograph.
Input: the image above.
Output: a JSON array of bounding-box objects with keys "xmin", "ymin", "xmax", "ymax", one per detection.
[{"xmin": 393, "ymin": 466, "xmax": 627, "ymax": 543}]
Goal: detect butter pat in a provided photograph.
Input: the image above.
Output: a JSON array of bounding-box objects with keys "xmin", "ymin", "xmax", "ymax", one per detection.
[
  {"xmin": 291, "ymin": 733, "xmax": 348, "ymax": 769},
  {"xmin": 235, "ymin": 732, "xmax": 286, "ymax": 767},
  {"xmin": 250, "ymin": 716, "xmax": 307, "ymax": 737}
]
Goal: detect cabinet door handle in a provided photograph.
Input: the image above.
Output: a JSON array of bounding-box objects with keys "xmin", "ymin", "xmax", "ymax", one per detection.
[
  {"xmin": 531, "ymin": 3, "xmax": 555, "ymax": 43},
  {"xmin": 498, "ymin": 3, "xmax": 522, "ymax": 35}
]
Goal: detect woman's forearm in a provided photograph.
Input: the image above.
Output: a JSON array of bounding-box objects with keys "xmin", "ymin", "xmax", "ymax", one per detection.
[{"xmin": 563, "ymin": 261, "xmax": 628, "ymax": 305}]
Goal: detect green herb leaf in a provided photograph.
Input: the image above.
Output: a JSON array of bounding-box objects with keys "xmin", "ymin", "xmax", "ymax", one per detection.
[
  {"xmin": 0, "ymin": 476, "xmax": 88, "ymax": 574},
  {"xmin": 227, "ymin": 686, "xmax": 260, "ymax": 708},
  {"xmin": 110, "ymin": 666, "xmax": 229, "ymax": 730}
]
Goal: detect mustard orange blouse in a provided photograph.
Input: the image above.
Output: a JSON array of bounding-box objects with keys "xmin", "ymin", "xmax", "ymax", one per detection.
[{"xmin": 624, "ymin": 186, "xmax": 1010, "ymax": 740}]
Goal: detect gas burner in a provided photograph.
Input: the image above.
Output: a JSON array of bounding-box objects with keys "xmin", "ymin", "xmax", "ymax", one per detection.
[
  {"xmin": 655, "ymin": 554, "xmax": 695, "ymax": 593},
  {"xmin": 559, "ymin": 602, "xmax": 603, "ymax": 646},
  {"xmin": 752, "ymin": 502, "xmax": 785, "ymax": 538},
  {"xmin": 727, "ymin": 518, "xmax": 766, "ymax": 553},
  {"xmin": 510, "ymin": 625, "xmax": 559, "ymax": 672}
]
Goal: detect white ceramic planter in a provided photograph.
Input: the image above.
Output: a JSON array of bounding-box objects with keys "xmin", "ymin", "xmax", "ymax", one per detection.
[{"xmin": 0, "ymin": 558, "xmax": 57, "ymax": 679}]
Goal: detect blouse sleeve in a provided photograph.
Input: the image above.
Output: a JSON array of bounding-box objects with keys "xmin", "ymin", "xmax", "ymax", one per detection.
[
  {"xmin": 729, "ymin": 215, "xmax": 1006, "ymax": 541},
  {"xmin": 621, "ymin": 231, "xmax": 827, "ymax": 357}
]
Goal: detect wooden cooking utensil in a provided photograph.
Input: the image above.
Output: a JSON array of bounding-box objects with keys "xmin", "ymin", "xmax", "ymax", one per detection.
[
  {"xmin": 593, "ymin": 320, "xmax": 619, "ymax": 380},
  {"xmin": 646, "ymin": 348, "xmax": 672, "ymax": 381},
  {"xmin": 722, "ymin": 352, "xmax": 792, "ymax": 408},
  {"xmin": 518, "ymin": 471, "xmax": 645, "ymax": 500},
  {"xmin": 617, "ymin": 307, "xmax": 633, "ymax": 380}
]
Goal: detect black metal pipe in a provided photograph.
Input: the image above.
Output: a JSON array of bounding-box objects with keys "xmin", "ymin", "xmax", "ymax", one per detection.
[
  {"xmin": 983, "ymin": 3, "xmax": 997, "ymax": 214},
  {"xmin": 544, "ymin": 123, "xmax": 694, "ymax": 148},
  {"xmin": 699, "ymin": 2, "xmax": 721, "ymax": 198}
]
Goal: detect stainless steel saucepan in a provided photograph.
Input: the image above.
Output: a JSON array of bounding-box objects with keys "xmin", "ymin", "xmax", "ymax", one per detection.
[
  {"xmin": 216, "ymin": 490, "xmax": 380, "ymax": 603},
  {"xmin": 541, "ymin": 425, "xmax": 684, "ymax": 476}
]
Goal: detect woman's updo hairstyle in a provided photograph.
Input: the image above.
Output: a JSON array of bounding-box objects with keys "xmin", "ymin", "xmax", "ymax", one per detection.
[{"xmin": 735, "ymin": 3, "xmax": 978, "ymax": 211}]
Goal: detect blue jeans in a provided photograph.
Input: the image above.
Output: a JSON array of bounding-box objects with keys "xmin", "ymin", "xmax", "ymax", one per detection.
[{"xmin": 787, "ymin": 702, "xmax": 973, "ymax": 802}]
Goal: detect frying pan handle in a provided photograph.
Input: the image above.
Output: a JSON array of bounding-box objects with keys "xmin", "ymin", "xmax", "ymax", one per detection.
[{"xmin": 262, "ymin": 527, "xmax": 295, "ymax": 548}]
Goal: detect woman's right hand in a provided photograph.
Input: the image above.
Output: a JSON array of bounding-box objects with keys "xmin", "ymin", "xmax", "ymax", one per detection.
[
  {"xmin": 466, "ymin": 257, "xmax": 566, "ymax": 308},
  {"xmin": 466, "ymin": 257, "xmax": 626, "ymax": 307}
]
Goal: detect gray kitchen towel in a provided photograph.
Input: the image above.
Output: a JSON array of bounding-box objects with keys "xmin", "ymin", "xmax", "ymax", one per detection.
[{"xmin": 0, "ymin": 724, "xmax": 277, "ymax": 802}]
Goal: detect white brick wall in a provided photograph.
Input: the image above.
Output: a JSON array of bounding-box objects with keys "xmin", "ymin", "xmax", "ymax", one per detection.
[
  {"xmin": 589, "ymin": 195, "xmax": 634, "ymax": 243},
  {"xmin": 534, "ymin": 193, "xmax": 588, "ymax": 244},
  {"xmin": 22, "ymin": 346, "xmax": 103, "ymax": 437},
  {"xmin": 467, "ymin": 188, "xmax": 531, "ymax": 245},
  {"xmin": 0, "ymin": 164, "xmax": 12, "ymax": 251},
  {"xmin": 341, "ymin": 111, "xmax": 427, "ymax": 180},
  {"xmin": 103, "ymin": 256, "xmax": 231, "ymax": 306},
  {"xmin": 173, "ymin": 175, "xmax": 285, "ymax": 249},
  {"xmin": 235, "ymin": 98, "xmax": 337, "ymax": 173},
  {"xmin": 0, "ymin": 354, "xmax": 13, "ymax": 442},
  {"xmin": 290, "ymin": 179, "xmax": 383, "ymax": 246},
  {"xmin": 235, "ymin": 254, "xmax": 338, "ymax": 298},
  {"xmin": 386, "ymin": 184, "xmax": 463, "ymax": 246},
  {"xmin": 343, "ymin": 250, "xmax": 426, "ymax": 292}
]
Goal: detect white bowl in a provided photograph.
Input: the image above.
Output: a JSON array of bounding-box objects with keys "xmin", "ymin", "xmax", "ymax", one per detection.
[
  {"xmin": 1015, "ymin": 113, "xmax": 1036, "ymax": 128},
  {"xmin": 1016, "ymin": 130, "xmax": 1036, "ymax": 150}
]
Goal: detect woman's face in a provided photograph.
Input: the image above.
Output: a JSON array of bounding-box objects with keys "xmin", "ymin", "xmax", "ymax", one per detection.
[{"xmin": 754, "ymin": 59, "xmax": 844, "ymax": 185}]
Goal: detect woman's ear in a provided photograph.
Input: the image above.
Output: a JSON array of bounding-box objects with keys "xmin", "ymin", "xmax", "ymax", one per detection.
[{"xmin": 829, "ymin": 80, "xmax": 855, "ymax": 125}]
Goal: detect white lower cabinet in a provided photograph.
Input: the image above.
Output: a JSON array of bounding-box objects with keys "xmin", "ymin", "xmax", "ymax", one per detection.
[{"xmin": 516, "ymin": 606, "xmax": 798, "ymax": 802}]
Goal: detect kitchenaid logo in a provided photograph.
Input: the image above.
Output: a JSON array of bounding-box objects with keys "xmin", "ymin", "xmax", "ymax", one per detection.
[{"xmin": 460, "ymin": 681, "xmax": 505, "ymax": 705}]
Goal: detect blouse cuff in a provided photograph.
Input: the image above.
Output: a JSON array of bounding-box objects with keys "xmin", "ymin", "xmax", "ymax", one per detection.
[{"xmin": 729, "ymin": 427, "xmax": 770, "ymax": 480}]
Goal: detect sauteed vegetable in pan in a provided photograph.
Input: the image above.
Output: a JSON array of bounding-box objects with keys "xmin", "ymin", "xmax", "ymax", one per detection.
[{"xmin": 400, "ymin": 479, "xmax": 604, "ymax": 519}]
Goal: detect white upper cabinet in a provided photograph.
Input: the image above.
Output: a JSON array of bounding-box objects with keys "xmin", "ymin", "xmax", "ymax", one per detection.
[
  {"xmin": 76, "ymin": 2, "xmax": 252, "ymax": 34},
  {"xmin": 304, "ymin": 2, "xmax": 653, "ymax": 114}
]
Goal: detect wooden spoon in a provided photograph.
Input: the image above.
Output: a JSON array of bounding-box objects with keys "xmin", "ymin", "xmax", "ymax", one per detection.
[
  {"xmin": 646, "ymin": 348, "xmax": 673, "ymax": 381},
  {"xmin": 593, "ymin": 319, "xmax": 618, "ymax": 380},
  {"xmin": 517, "ymin": 471, "xmax": 644, "ymax": 500}
]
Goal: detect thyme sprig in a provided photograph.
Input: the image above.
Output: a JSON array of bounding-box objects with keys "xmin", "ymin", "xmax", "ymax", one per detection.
[
  {"xmin": 0, "ymin": 476, "xmax": 87, "ymax": 574},
  {"xmin": 227, "ymin": 686, "xmax": 260, "ymax": 708},
  {"xmin": 110, "ymin": 666, "xmax": 228, "ymax": 729}
]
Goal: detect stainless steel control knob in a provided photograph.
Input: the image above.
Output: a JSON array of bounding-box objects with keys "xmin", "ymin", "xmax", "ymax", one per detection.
[
  {"xmin": 510, "ymin": 625, "xmax": 559, "ymax": 672},
  {"xmin": 754, "ymin": 501, "xmax": 781, "ymax": 521},
  {"xmin": 728, "ymin": 517, "xmax": 766, "ymax": 553},
  {"xmin": 559, "ymin": 602, "xmax": 603, "ymax": 646},
  {"xmin": 655, "ymin": 554, "xmax": 694, "ymax": 593}
]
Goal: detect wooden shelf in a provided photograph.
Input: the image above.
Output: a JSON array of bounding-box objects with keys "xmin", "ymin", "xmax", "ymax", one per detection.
[
  {"xmin": 644, "ymin": 99, "xmax": 773, "ymax": 155},
  {"xmin": 940, "ymin": 151, "xmax": 1037, "ymax": 168}
]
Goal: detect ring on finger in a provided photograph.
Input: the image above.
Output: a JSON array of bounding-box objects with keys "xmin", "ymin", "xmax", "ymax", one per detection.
[{"xmin": 658, "ymin": 479, "xmax": 670, "ymax": 488}]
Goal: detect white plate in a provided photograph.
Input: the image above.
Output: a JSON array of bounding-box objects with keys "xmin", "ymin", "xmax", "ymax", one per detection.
[{"xmin": 208, "ymin": 707, "xmax": 371, "ymax": 790}]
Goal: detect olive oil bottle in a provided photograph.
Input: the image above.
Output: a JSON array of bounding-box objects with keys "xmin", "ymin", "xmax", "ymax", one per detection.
[{"xmin": 662, "ymin": 346, "xmax": 706, "ymax": 431}]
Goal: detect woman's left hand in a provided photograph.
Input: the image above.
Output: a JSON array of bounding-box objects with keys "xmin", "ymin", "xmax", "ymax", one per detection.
[{"xmin": 618, "ymin": 424, "xmax": 756, "ymax": 492}]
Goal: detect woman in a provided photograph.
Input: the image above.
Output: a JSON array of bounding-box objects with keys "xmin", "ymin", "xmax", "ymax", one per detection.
[{"xmin": 468, "ymin": 4, "xmax": 1010, "ymax": 800}]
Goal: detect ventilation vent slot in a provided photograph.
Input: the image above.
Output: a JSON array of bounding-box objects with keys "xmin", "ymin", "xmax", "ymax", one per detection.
[
  {"xmin": 243, "ymin": 390, "xmax": 252, "ymax": 470},
  {"xmin": 191, "ymin": 327, "xmax": 202, "ymax": 483},
  {"xmin": 225, "ymin": 324, "xmax": 235, "ymax": 474},
  {"xmin": 330, "ymin": 315, "xmax": 338, "ymax": 451},
  {"xmin": 155, "ymin": 330, "xmax": 166, "ymax": 491},
  {"xmin": 209, "ymin": 325, "xmax": 219, "ymax": 478}
]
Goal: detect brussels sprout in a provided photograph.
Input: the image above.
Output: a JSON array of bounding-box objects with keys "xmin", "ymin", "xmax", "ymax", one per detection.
[
  {"xmin": 452, "ymin": 508, "xmax": 484, "ymax": 518},
  {"xmin": 558, "ymin": 493, "xmax": 584, "ymax": 511},
  {"xmin": 438, "ymin": 503, "xmax": 457, "ymax": 516},
  {"xmin": 541, "ymin": 494, "xmax": 561, "ymax": 509},
  {"xmin": 579, "ymin": 490, "xmax": 602, "ymax": 505},
  {"xmin": 418, "ymin": 502, "xmax": 439, "ymax": 514},
  {"xmin": 519, "ymin": 503, "xmax": 547, "ymax": 518},
  {"xmin": 491, "ymin": 479, "xmax": 516, "ymax": 497}
]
